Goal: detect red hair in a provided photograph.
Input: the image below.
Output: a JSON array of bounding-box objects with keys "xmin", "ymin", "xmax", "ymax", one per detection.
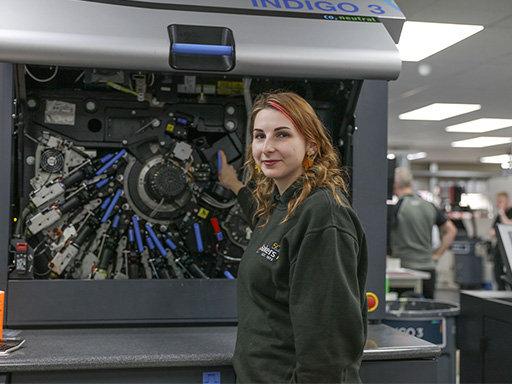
[{"xmin": 245, "ymin": 92, "xmax": 348, "ymax": 226}]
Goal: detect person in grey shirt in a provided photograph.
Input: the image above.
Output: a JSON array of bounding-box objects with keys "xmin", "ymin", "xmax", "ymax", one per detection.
[{"xmin": 390, "ymin": 168, "xmax": 457, "ymax": 299}]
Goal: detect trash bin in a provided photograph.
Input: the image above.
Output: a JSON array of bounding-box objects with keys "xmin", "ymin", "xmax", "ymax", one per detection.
[{"xmin": 383, "ymin": 299, "xmax": 460, "ymax": 384}]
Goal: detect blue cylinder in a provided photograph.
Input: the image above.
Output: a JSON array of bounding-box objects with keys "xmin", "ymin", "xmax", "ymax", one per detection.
[
  {"xmin": 96, "ymin": 149, "xmax": 127, "ymax": 176},
  {"xmin": 164, "ymin": 236, "xmax": 177, "ymax": 251},
  {"xmin": 102, "ymin": 189, "xmax": 122, "ymax": 223},
  {"xmin": 96, "ymin": 177, "xmax": 110, "ymax": 189},
  {"xmin": 146, "ymin": 237, "xmax": 155, "ymax": 250},
  {"xmin": 101, "ymin": 197, "xmax": 112, "ymax": 210},
  {"xmin": 224, "ymin": 271, "xmax": 235, "ymax": 279},
  {"xmin": 131, "ymin": 216, "xmax": 144, "ymax": 253},
  {"xmin": 145, "ymin": 224, "xmax": 167, "ymax": 257},
  {"xmin": 100, "ymin": 153, "xmax": 114, "ymax": 163},
  {"xmin": 194, "ymin": 223, "xmax": 204, "ymax": 252}
]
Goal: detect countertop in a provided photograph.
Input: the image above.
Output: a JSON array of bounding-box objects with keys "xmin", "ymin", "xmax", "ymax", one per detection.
[
  {"xmin": 0, "ymin": 323, "xmax": 440, "ymax": 372},
  {"xmin": 460, "ymin": 289, "xmax": 512, "ymax": 303}
]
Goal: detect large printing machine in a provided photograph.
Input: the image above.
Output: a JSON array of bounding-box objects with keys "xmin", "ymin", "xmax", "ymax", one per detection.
[{"xmin": 0, "ymin": 1, "xmax": 441, "ymax": 382}]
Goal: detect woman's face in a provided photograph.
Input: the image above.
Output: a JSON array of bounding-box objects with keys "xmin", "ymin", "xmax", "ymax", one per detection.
[{"xmin": 252, "ymin": 108, "xmax": 314, "ymax": 194}]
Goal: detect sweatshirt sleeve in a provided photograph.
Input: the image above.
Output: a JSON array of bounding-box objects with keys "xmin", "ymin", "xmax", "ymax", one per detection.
[
  {"xmin": 237, "ymin": 186, "xmax": 258, "ymax": 229},
  {"xmin": 288, "ymin": 226, "xmax": 366, "ymax": 383}
]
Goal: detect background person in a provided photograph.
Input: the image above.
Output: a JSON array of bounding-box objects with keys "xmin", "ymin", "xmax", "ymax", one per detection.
[
  {"xmin": 219, "ymin": 91, "xmax": 368, "ymax": 383},
  {"xmin": 389, "ymin": 168, "xmax": 457, "ymax": 299},
  {"xmin": 490, "ymin": 191, "xmax": 512, "ymax": 290}
]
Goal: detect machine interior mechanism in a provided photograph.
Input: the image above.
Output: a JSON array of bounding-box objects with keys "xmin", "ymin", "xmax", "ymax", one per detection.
[{"xmin": 9, "ymin": 65, "xmax": 360, "ymax": 283}]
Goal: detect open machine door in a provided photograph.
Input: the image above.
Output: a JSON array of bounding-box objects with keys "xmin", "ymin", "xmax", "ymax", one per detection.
[{"xmin": 0, "ymin": 0, "xmax": 403, "ymax": 79}]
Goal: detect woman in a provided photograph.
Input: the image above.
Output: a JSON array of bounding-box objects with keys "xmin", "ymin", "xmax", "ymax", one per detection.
[{"xmin": 219, "ymin": 92, "xmax": 368, "ymax": 383}]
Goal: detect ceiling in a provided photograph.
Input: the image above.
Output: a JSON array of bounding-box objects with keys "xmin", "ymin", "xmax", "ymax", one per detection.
[{"xmin": 389, "ymin": 0, "xmax": 512, "ymax": 169}]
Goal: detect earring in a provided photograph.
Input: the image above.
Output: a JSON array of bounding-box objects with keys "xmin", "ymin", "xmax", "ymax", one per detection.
[
  {"xmin": 302, "ymin": 151, "xmax": 315, "ymax": 171},
  {"xmin": 255, "ymin": 164, "xmax": 261, "ymax": 173}
]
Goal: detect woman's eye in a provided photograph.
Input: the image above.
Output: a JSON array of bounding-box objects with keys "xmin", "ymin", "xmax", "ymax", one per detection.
[
  {"xmin": 277, "ymin": 132, "xmax": 289, "ymax": 138},
  {"xmin": 254, "ymin": 134, "xmax": 265, "ymax": 140}
]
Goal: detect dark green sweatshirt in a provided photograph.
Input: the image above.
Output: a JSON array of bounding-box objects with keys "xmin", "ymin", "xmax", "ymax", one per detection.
[{"xmin": 234, "ymin": 185, "xmax": 368, "ymax": 383}]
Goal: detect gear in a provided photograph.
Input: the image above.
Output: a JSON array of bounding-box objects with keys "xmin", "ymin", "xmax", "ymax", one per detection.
[{"xmin": 146, "ymin": 162, "xmax": 186, "ymax": 202}]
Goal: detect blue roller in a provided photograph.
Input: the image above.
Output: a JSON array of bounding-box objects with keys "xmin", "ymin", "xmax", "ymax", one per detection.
[
  {"xmin": 172, "ymin": 43, "xmax": 232, "ymax": 56},
  {"xmin": 100, "ymin": 153, "xmax": 114, "ymax": 163},
  {"xmin": 101, "ymin": 189, "xmax": 122, "ymax": 223},
  {"xmin": 146, "ymin": 237, "xmax": 155, "ymax": 250},
  {"xmin": 224, "ymin": 271, "xmax": 235, "ymax": 279},
  {"xmin": 217, "ymin": 150, "xmax": 222, "ymax": 176},
  {"xmin": 163, "ymin": 236, "xmax": 177, "ymax": 251},
  {"xmin": 100, "ymin": 197, "xmax": 112, "ymax": 210},
  {"xmin": 96, "ymin": 177, "xmax": 110, "ymax": 189},
  {"xmin": 145, "ymin": 224, "xmax": 167, "ymax": 257},
  {"xmin": 176, "ymin": 117, "xmax": 189, "ymax": 126},
  {"xmin": 95, "ymin": 149, "xmax": 127, "ymax": 176},
  {"xmin": 194, "ymin": 223, "xmax": 204, "ymax": 253},
  {"xmin": 131, "ymin": 216, "xmax": 144, "ymax": 253},
  {"xmin": 128, "ymin": 228, "xmax": 135, "ymax": 242},
  {"xmin": 112, "ymin": 214, "xmax": 120, "ymax": 228}
]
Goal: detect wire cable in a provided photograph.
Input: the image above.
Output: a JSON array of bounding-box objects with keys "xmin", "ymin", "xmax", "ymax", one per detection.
[{"xmin": 24, "ymin": 65, "xmax": 59, "ymax": 83}]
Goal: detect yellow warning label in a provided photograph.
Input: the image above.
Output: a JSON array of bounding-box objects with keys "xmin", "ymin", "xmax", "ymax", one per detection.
[
  {"xmin": 198, "ymin": 208, "xmax": 209, "ymax": 219},
  {"xmin": 166, "ymin": 123, "xmax": 175, "ymax": 132}
]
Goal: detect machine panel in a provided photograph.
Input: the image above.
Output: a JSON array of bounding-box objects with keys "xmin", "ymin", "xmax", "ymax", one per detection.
[{"xmin": 5, "ymin": 65, "xmax": 363, "ymax": 324}]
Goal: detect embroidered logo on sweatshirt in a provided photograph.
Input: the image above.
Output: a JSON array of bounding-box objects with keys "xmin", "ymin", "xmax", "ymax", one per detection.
[{"xmin": 256, "ymin": 242, "xmax": 280, "ymax": 262}]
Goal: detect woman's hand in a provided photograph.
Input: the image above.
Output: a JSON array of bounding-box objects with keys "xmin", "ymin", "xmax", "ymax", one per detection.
[{"xmin": 218, "ymin": 150, "xmax": 244, "ymax": 195}]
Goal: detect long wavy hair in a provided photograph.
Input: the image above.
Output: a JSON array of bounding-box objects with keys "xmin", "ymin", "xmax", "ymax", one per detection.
[{"xmin": 245, "ymin": 91, "xmax": 348, "ymax": 226}]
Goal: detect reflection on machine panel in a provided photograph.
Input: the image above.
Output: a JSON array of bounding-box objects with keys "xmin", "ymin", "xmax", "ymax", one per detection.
[{"xmin": 10, "ymin": 66, "xmax": 356, "ymax": 281}]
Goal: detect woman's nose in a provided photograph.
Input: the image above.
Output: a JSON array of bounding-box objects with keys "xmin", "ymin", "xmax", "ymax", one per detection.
[{"xmin": 263, "ymin": 139, "xmax": 275, "ymax": 153}]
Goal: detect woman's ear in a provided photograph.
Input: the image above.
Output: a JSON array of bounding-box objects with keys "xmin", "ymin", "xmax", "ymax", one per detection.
[{"xmin": 307, "ymin": 142, "xmax": 317, "ymax": 153}]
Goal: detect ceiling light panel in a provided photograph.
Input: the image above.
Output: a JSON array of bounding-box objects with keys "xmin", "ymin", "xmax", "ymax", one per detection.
[
  {"xmin": 480, "ymin": 154, "xmax": 511, "ymax": 164},
  {"xmin": 407, "ymin": 152, "xmax": 427, "ymax": 160},
  {"xmin": 397, "ymin": 21, "xmax": 484, "ymax": 62},
  {"xmin": 451, "ymin": 137, "xmax": 512, "ymax": 148},
  {"xmin": 446, "ymin": 118, "xmax": 512, "ymax": 133},
  {"xmin": 399, "ymin": 103, "xmax": 481, "ymax": 121}
]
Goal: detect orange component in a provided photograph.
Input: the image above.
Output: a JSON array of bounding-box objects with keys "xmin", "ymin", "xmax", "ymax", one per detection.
[{"xmin": 366, "ymin": 292, "xmax": 379, "ymax": 312}]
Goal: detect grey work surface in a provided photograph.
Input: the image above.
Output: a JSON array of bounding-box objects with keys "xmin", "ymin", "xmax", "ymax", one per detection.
[
  {"xmin": 460, "ymin": 289, "xmax": 512, "ymax": 303},
  {"xmin": 0, "ymin": 324, "xmax": 439, "ymax": 373}
]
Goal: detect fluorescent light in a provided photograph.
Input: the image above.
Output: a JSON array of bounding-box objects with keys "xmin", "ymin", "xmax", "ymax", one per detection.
[
  {"xmin": 387, "ymin": 153, "xmax": 396, "ymax": 160},
  {"xmin": 397, "ymin": 21, "xmax": 484, "ymax": 62},
  {"xmin": 451, "ymin": 137, "xmax": 512, "ymax": 148},
  {"xmin": 407, "ymin": 152, "xmax": 427, "ymax": 161},
  {"xmin": 446, "ymin": 118, "xmax": 512, "ymax": 133},
  {"xmin": 480, "ymin": 154, "xmax": 511, "ymax": 164},
  {"xmin": 399, "ymin": 103, "xmax": 481, "ymax": 121}
]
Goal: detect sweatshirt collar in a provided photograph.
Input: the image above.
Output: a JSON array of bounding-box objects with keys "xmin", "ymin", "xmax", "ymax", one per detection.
[{"xmin": 274, "ymin": 182, "xmax": 302, "ymax": 209}]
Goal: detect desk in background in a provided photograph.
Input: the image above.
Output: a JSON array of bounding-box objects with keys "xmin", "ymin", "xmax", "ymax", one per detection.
[{"xmin": 387, "ymin": 268, "xmax": 431, "ymax": 295}]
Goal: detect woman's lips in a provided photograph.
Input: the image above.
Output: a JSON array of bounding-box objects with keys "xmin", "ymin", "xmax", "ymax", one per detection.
[{"xmin": 262, "ymin": 160, "xmax": 279, "ymax": 166}]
